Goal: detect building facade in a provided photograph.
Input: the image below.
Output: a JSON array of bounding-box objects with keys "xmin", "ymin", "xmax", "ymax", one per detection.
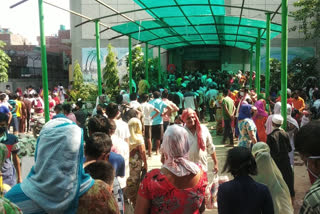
[
  {"xmin": 1, "ymin": 27, "xmax": 71, "ymax": 91},
  {"xmin": 70, "ymin": 0, "xmax": 318, "ymax": 82}
]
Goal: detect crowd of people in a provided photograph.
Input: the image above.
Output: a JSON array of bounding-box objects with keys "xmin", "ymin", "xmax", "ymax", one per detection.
[{"xmin": 0, "ymin": 69, "xmax": 319, "ymax": 214}]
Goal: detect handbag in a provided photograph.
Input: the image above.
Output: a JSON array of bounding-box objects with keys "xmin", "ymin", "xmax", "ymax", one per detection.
[
  {"xmin": 205, "ymin": 173, "xmax": 219, "ymax": 209},
  {"xmin": 205, "ymin": 174, "xmax": 230, "ymax": 209}
]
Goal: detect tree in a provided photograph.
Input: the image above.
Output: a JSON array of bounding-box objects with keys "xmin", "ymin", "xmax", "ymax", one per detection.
[
  {"xmin": 291, "ymin": 0, "xmax": 320, "ymax": 39},
  {"xmin": 126, "ymin": 45, "xmax": 145, "ymax": 84},
  {"xmin": 103, "ymin": 44, "xmax": 119, "ymax": 98},
  {"xmin": 148, "ymin": 57, "xmax": 160, "ymax": 87},
  {"xmin": 269, "ymin": 58, "xmax": 281, "ymax": 92},
  {"xmin": 288, "ymin": 57, "xmax": 318, "ymax": 89},
  {"xmin": 68, "ymin": 61, "xmax": 98, "ymax": 102},
  {"xmin": 269, "ymin": 57, "xmax": 318, "ymax": 93},
  {"xmin": 0, "ymin": 41, "xmax": 10, "ymax": 82},
  {"xmin": 73, "ymin": 60, "xmax": 83, "ymax": 90}
]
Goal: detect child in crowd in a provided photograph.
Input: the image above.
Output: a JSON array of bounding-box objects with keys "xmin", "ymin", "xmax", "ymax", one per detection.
[{"xmin": 84, "ymin": 160, "xmax": 115, "ymax": 193}]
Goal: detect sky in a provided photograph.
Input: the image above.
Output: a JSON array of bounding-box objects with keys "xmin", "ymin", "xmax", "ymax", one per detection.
[{"xmin": 0, "ymin": 0, "xmax": 70, "ymax": 44}]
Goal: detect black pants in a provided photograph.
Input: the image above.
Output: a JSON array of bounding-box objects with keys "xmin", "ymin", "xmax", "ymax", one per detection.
[
  {"xmin": 163, "ymin": 121, "xmax": 170, "ymax": 133},
  {"xmin": 223, "ymin": 119, "xmax": 234, "ymax": 145},
  {"xmin": 208, "ymin": 107, "xmax": 216, "ymax": 122},
  {"xmin": 26, "ymin": 113, "xmax": 30, "ymax": 131}
]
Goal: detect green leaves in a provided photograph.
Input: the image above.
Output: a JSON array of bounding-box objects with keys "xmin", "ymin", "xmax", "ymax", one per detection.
[
  {"xmin": 68, "ymin": 61, "xmax": 98, "ymax": 102},
  {"xmin": 17, "ymin": 134, "xmax": 37, "ymax": 158},
  {"xmin": 73, "ymin": 60, "xmax": 83, "ymax": 90},
  {"xmin": 291, "ymin": 0, "xmax": 320, "ymax": 39},
  {"xmin": 0, "ymin": 41, "xmax": 10, "ymax": 82},
  {"xmin": 125, "ymin": 45, "xmax": 145, "ymax": 85},
  {"xmin": 103, "ymin": 44, "xmax": 120, "ymax": 99},
  {"xmin": 269, "ymin": 57, "xmax": 318, "ymax": 91}
]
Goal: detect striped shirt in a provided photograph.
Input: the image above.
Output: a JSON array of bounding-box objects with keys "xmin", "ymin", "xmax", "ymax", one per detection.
[{"xmin": 300, "ymin": 178, "xmax": 320, "ymax": 214}]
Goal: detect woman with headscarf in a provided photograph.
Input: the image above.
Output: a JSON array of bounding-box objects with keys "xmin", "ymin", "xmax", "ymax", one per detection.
[
  {"xmin": 253, "ymin": 100, "xmax": 268, "ymax": 142},
  {"xmin": 125, "ymin": 117, "xmax": 147, "ymax": 208},
  {"xmin": 135, "ymin": 125, "xmax": 208, "ymax": 214},
  {"xmin": 218, "ymin": 147, "xmax": 274, "ymax": 214},
  {"xmin": 286, "ymin": 104, "xmax": 299, "ymax": 166},
  {"xmin": 238, "ymin": 104, "xmax": 257, "ymax": 148},
  {"xmin": 15, "ymin": 88, "xmax": 22, "ymax": 97},
  {"xmin": 252, "ymin": 142, "xmax": 294, "ymax": 214},
  {"xmin": 266, "ymin": 102, "xmax": 281, "ymax": 135},
  {"xmin": 5, "ymin": 118, "xmax": 119, "ymax": 214},
  {"xmin": 0, "ymin": 144, "xmax": 22, "ymax": 214},
  {"xmin": 181, "ymin": 108, "xmax": 218, "ymax": 173}
]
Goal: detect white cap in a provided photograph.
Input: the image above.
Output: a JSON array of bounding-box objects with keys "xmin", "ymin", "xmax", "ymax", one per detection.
[{"xmin": 272, "ymin": 114, "xmax": 284, "ymax": 125}]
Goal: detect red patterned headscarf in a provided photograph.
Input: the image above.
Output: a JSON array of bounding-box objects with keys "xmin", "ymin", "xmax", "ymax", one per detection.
[{"xmin": 181, "ymin": 108, "xmax": 205, "ymax": 151}]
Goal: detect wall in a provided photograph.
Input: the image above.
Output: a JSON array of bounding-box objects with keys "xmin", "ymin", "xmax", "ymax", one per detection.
[
  {"xmin": 70, "ymin": 0, "xmax": 319, "ymax": 81},
  {"xmin": 169, "ymin": 46, "xmax": 249, "ymax": 74},
  {"xmin": 0, "ymin": 79, "xmax": 69, "ymax": 93},
  {"xmin": 221, "ymin": 47, "xmax": 249, "ymax": 72}
]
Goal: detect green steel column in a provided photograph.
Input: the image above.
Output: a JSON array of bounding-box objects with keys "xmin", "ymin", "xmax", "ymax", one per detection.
[
  {"xmin": 249, "ymin": 45, "xmax": 253, "ymax": 89},
  {"xmin": 158, "ymin": 46, "xmax": 161, "ymax": 84},
  {"xmin": 145, "ymin": 43, "xmax": 149, "ymax": 83},
  {"xmin": 38, "ymin": 0, "xmax": 50, "ymax": 122},
  {"xmin": 265, "ymin": 13, "xmax": 271, "ymax": 103},
  {"xmin": 281, "ymin": 0, "xmax": 288, "ymax": 129},
  {"xmin": 95, "ymin": 20, "xmax": 102, "ymax": 96},
  {"xmin": 255, "ymin": 29, "xmax": 261, "ymax": 96},
  {"xmin": 129, "ymin": 36, "xmax": 133, "ymax": 94}
]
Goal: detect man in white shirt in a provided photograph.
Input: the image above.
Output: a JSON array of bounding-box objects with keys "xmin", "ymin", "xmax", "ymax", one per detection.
[
  {"xmin": 312, "ymin": 90, "xmax": 320, "ymax": 110},
  {"xmin": 129, "ymin": 93, "xmax": 141, "ymax": 110},
  {"xmin": 108, "ymin": 119, "xmax": 130, "ymax": 190},
  {"xmin": 183, "ymin": 85, "xmax": 197, "ymax": 111},
  {"xmin": 140, "ymin": 93, "xmax": 160, "ymax": 157},
  {"xmin": 106, "ymin": 103, "xmax": 130, "ymax": 143}
]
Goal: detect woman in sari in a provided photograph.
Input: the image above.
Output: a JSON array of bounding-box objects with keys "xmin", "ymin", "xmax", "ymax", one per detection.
[
  {"xmin": 238, "ymin": 104, "xmax": 257, "ymax": 148},
  {"xmin": 135, "ymin": 125, "xmax": 207, "ymax": 214},
  {"xmin": 125, "ymin": 117, "xmax": 148, "ymax": 207},
  {"xmin": 5, "ymin": 118, "xmax": 119, "ymax": 214},
  {"xmin": 253, "ymin": 100, "xmax": 268, "ymax": 142},
  {"xmin": 252, "ymin": 142, "xmax": 293, "ymax": 214}
]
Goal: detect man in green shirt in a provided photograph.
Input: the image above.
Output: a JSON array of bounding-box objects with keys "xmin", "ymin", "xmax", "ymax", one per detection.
[
  {"xmin": 295, "ymin": 121, "xmax": 320, "ymax": 214},
  {"xmin": 222, "ymin": 89, "xmax": 235, "ymax": 147}
]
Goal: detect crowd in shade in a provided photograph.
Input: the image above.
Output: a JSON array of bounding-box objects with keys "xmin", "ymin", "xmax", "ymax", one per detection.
[{"xmin": 0, "ymin": 68, "xmax": 319, "ymax": 214}]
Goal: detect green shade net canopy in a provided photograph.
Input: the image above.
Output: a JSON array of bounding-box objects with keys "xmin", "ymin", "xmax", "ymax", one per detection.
[{"xmin": 111, "ymin": 0, "xmax": 281, "ymax": 50}]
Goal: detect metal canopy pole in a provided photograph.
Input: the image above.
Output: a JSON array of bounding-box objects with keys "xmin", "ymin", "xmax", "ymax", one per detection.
[
  {"xmin": 158, "ymin": 46, "xmax": 161, "ymax": 84},
  {"xmin": 249, "ymin": 44, "xmax": 253, "ymax": 89},
  {"xmin": 95, "ymin": 20, "xmax": 102, "ymax": 96},
  {"xmin": 129, "ymin": 36, "xmax": 133, "ymax": 94},
  {"xmin": 265, "ymin": 13, "xmax": 271, "ymax": 103},
  {"xmin": 281, "ymin": 0, "xmax": 288, "ymax": 129},
  {"xmin": 38, "ymin": 0, "xmax": 50, "ymax": 122},
  {"xmin": 255, "ymin": 29, "xmax": 261, "ymax": 96},
  {"xmin": 145, "ymin": 43, "xmax": 149, "ymax": 82}
]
